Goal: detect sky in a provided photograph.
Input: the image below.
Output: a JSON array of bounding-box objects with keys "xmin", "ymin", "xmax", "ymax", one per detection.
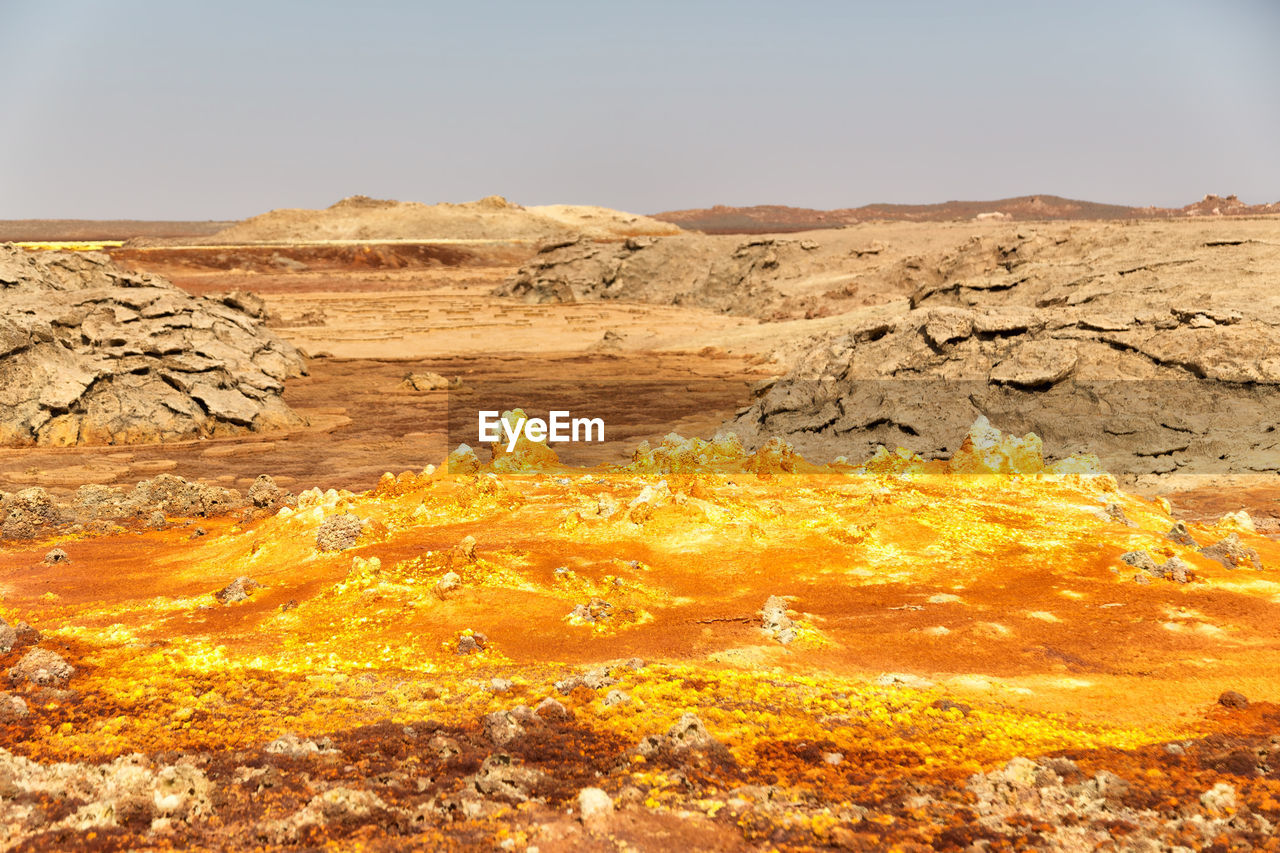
[{"xmin": 1, "ymin": 0, "xmax": 1278, "ymax": 219}]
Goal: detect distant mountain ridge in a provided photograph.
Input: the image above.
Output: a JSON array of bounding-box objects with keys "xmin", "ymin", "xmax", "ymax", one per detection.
[{"xmin": 653, "ymin": 194, "xmax": 1280, "ymax": 234}]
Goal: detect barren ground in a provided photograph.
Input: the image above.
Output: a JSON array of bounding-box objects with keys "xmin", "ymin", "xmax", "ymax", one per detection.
[{"xmin": 2, "ymin": 215, "xmax": 1279, "ymax": 850}]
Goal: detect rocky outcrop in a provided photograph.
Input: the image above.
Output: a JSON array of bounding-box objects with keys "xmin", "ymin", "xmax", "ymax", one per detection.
[
  {"xmin": 0, "ymin": 473, "xmax": 288, "ymax": 542},
  {"xmin": 729, "ymin": 230, "xmax": 1280, "ymax": 475},
  {"xmin": 0, "ymin": 245, "xmax": 306, "ymax": 446},
  {"xmin": 496, "ymin": 235, "xmax": 796, "ymax": 315}
]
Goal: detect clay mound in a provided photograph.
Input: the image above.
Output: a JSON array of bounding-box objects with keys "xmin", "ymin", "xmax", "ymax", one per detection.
[
  {"xmin": 204, "ymin": 195, "xmax": 681, "ymax": 244},
  {"xmin": 729, "ymin": 230, "xmax": 1280, "ymax": 476},
  {"xmin": 0, "ymin": 245, "xmax": 306, "ymax": 446},
  {"xmin": 496, "ymin": 234, "xmax": 812, "ymax": 315}
]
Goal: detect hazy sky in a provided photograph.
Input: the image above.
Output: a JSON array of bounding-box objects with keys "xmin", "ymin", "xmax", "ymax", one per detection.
[{"xmin": 2, "ymin": 0, "xmax": 1278, "ymax": 219}]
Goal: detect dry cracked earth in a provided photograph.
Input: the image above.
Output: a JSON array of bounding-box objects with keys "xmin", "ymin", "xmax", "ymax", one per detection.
[{"xmin": 2, "ymin": 203, "xmax": 1280, "ymax": 851}]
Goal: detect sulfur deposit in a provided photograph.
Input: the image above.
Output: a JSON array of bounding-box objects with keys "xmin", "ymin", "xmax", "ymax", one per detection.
[{"xmin": 1, "ymin": 421, "xmax": 1278, "ymax": 849}]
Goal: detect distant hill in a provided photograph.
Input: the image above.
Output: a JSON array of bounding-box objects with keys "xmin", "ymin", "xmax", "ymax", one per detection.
[
  {"xmin": 201, "ymin": 195, "xmax": 681, "ymax": 244},
  {"xmin": 653, "ymin": 194, "xmax": 1280, "ymax": 234},
  {"xmin": 0, "ymin": 220, "xmax": 231, "ymax": 242}
]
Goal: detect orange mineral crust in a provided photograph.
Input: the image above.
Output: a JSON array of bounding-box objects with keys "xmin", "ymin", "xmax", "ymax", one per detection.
[{"xmin": 2, "ymin": 421, "xmax": 1279, "ymax": 850}]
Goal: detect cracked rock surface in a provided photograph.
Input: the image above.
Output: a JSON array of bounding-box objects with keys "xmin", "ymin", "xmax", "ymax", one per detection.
[
  {"xmin": 727, "ymin": 228, "xmax": 1280, "ymax": 475},
  {"xmin": 0, "ymin": 245, "xmax": 306, "ymax": 446},
  {"xmin": 495, "ymin": 235, "xmax": 798, "ymax": 316}
]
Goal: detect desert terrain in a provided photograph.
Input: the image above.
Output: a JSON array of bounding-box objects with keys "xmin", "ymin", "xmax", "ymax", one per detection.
[{"xmin": 1, "ymin": 195, "xmax": 1279, "ymax": 850}]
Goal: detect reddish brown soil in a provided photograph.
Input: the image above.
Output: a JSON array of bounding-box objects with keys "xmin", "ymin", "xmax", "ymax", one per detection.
[
  {"xmin": 0, "ymin": 352, "xmax": 758, "ymax": 499},
  {"xmin": 110, "ymin": 242, "xmax": 535, "ymax": 277}
]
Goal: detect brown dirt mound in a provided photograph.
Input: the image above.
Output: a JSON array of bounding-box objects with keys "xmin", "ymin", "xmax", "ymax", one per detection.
[
  {"xmin": 194, "ymin": 195, "xmax": 681, "ymax": 244},
  {"xmin": 0, "ymin": 245, "xmax": 306, "ymax": 446}
]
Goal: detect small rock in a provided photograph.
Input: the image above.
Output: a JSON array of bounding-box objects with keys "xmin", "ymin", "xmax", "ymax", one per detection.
[
  {"xmin": 1120, "ymin": 550, "xmax": 1159, "ymax": 573},
  {"xmin": 568, "ymin": 598, "xmax": 612, "ymax": 623},
  {"xmin": 761, "ymin": 595, "xmax": 796, "ymax": 644},
  {"xmin": 922, "ymin": 309, "xmax": 975, "ymax": 348},
  {"xmin": 0, "ymin": 693, "xmax": 28, "ymax": 720},
  {"xmin": 265, "ymin": 733, "xmax": 335, "ymax": 758},
  {"xmin": 1162, "ymin": 556, "xmax": 1191, "ymax": 583},
  {"xmin": 248, "ymin": 474, "xmax": 282, "ymax": 508},
  {"xmin": 489, "ymin": 678, "xmax": 513, "ymax": 693},
  {"xmin": 1218, "ymin": 690, "xmax": 1249, "ymax": 710},
  {"xmin": 989, "ymin": 340, "xmax": 1078, "ymax": 388},
  {"xmin": 555, "ymin": 676, "xmax": 584, "ymax": 694},
  {"xmin": 1122, "ymin": 550, "xmax": 1191, "ymax": 582},
  {"xmin": 822, "ymin": 751, "xmax": 844, "ymax": 765},
  {"xmin": 1201, "ymin": 781, "xmax": 1237, "ymax": 815},
  {"xmin": 1103, "ymin": 503, "xmax": 1135, "ymax": 527},
  {"xmin": 578, "ymin": 786, "xmax": 613, "ymax": 823},
  {"xmin": 456, "ymin": 535, "xmax": 478, "ymax": 563},
  {"xmin": 929, "ymin": 698, "xmax": 972, "ymax": 716},
  {"xmin": 400, "ymin": 372, "xmax": 451, "ymax": 392},
  {"xmin": 666, "ymin": 712, "xmax": 716, "ymax": 750},
  {"xmin": 1166, "ymin": 521, "xmax": 1198, "ymax": 547},
  {"xmin": 434, "ymin": 571, "xmax": 461, "ymax": 597},
  {"xmin": 0, "ymin": 487, "xmax": 61, "ymax": 539},
  {"xmin": 428, "ymin": 734, "xmax": 460, "ymax": 759},
  {"xmin": 1221, "ymin": 509, "xmax": 1256, "ymax": 531},
  {"xmin": 1201, "ymin": 533, "xmax": 1262, "ymax": 570},
  {"xmin": 42, "ymin": 548, "xmax": 68, "ymax": 565},
  {"xmin": 590, "ymin": 330, "xmax": 624, "ymax": 352},
  {"xmin": 471, "ymin": 753, "xmax": 546, "ymax": 803},
  {"xmin": 603, "ymin": 689, "xmax": 631, "ymax": 707},
  {"xmin": 483, "ymin": 706, "xmax": 537, "ymax": 745},
  {"xmin": 535, "ymin": 697, "xmax": 570, "ymax": 721},
  {"xmin": 147, "ymin": 510, "xmax": 167, "ymax": 529},
  {"xmin": 445, "ymin": 444, "xmax": 481, "ymax": 476},
  {"xmin": 457, "ymin": 632, "xmax": 488, "ymax": 655},
  {"xmin": 316, "ymin": 513, "xmax": 363, "ymax": 552},
  {"xmin": 9, "ymin": 648, "xmax": 74, "ymax": 687},
  {"xmin": 582, "ymin": 666, "xmax": 617, "ymax": 690},
  {"xmin": 215, "ymin": 576, "xmax": 261, "ymax": 604}
]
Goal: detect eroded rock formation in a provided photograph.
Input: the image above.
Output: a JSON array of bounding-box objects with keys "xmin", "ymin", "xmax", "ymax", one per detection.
[
  {"xmin": 0, "ymin": 245, "xmax": 306, "ymax": 445},
  {"xmin": 729, "ymin": 230, "xmax": 1280, "ymax": 475}
]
